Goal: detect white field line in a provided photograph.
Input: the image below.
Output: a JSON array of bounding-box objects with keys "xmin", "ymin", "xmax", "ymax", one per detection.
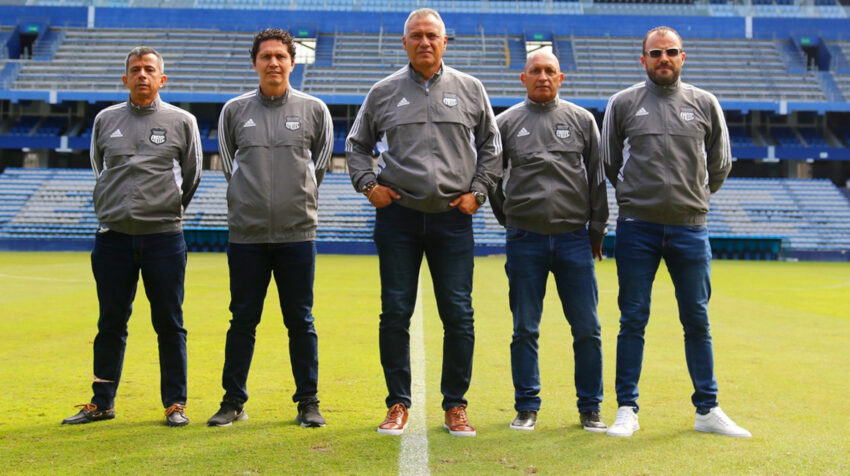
[{"xmin": 398, "ymin": 272, "xmax": 430, "ymax": 476}]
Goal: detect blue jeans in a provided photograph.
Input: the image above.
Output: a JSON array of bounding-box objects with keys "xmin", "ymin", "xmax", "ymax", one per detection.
[
  {"xmin": 505, "ymin": 227, "xmax": 603, "ymax": 413},
  {"xmin": 614, "ymin": 218, "xmax": 718, "ymax": 413},
  {"xmin": 222, "ymin": 241, "xmax": 318, "ymax": 404},
  {"xmin": 373, "ymin": 202, "xmax": 475, "ymax": 411},
  {"xmin": 90, "ymin": 230, "xmax": 187, "ymax": 410}
]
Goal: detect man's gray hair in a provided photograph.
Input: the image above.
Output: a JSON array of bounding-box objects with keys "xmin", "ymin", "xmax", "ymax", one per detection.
[
  {"xmin": 404, "ymin": 8, "xmax": 446, "ymax": 37},
  {"xmin": 125, "ymin": 46, "xmax": 164, "ymax": 73}
]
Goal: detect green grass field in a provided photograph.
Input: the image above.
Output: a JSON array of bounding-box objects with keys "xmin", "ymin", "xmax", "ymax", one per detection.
[{"xmin": 1, "ymin": 252, "xmax": 848, "ymax": 474}]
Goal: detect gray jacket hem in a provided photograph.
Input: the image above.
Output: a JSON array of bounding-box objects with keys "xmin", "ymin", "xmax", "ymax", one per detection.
[
  {"xmin": 618, "ymin": 207, "xmax": 707, "ymax": 226},
  {"xmin": 228, "ymin": 230, "xmax": 317, "ymax": 244},
  {"xmin": 505, "ymin": 216, "xmax": 587, "ymax": 237},
  {"xmin": 101, "ymin": 221, "xmax": 183, "ymax": 235}
]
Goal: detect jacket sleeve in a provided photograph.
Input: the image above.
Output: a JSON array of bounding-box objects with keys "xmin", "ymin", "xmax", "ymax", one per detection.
[
  {"xmin": 600, "ymin": 94, "xmax": 623, "ymax": 188},
  {"xmin": 217, "ymin": 102, "xmax": 237, "ymax": 182},
  {"xmin": 345, "ymin": 91, "xmax": 378, "ymax": 192},
  {"xmin": 470, "ymin": 82, "xmax": 503, "ymax": 195},
  {"xmin": 312, "ymin": 102, "xmax": 334, "ymax": 187},
  {"xmin": 705, "ymin": 95, "xmax": 732, "ymax": 194},
  {"xmin": 180, "ymin": 114, "xmax": 203, "ymax": 208},
  {"xmin": 89, "ymin": 114, "xmax": 104, "ymax": 179},
  {"xmin": 487, "ymin": 112, "xmax": 509, "ymax": 227},
  {"xmin": 584, "ymin": 114, "xmax": 609, "ymax": 244}
]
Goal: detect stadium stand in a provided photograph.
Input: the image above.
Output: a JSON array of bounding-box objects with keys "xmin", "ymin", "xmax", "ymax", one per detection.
[
  {"xmin": 771, "ymin": 126, "xmax": 803, "ymax": 146},
  {"xmin": 1, "ymin": 168, "xmax": 849, "ymax": 260},
  {"xmin": 831, "ymin": 39, "xmax": 850, "ymax": 99},
  {"xmin": 302, "ymin": 31, "xmax": 526, "ymax": 97},
  {"xmin": 0, "ymin": 5, "xmax": 849, "ymax": 260},
  {"xmin": 11, "ymin": 27, "xmax": 258, "ymax": 94},
  {"xmin": 298, "ymin": 30, "xmax": 834, "ymax": 102},
  {"xmin": 729, "ymin": 126, "xmax": 757, "ymax": 147},
  {"xmin": 0, "ymin": 25, "xmax": 832, "ymax": 104},
  {"xmin": 564, "ymin": 36, "xmax": 826, "ymax": 101}
]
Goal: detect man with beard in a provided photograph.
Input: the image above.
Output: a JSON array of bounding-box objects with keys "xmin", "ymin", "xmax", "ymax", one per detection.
[{"xmin": 601, "ymin": 26, "xmax": 750, "ymax": 438}]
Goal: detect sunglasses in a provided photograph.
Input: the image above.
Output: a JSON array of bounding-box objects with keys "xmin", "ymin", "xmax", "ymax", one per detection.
[{"xmin": 646, "ymin": 48, "xmax": 682, "ymax": 58}]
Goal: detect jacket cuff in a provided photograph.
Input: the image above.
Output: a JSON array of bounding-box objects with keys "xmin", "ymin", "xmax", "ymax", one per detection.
[
  {"xmin": 470, "ymin": 180, "xmax": 488, "ymax": 195},
  {"xmin": 355, "ymin": 173, "xmax": 378, "ymax": 192},
  {"xmin": 589, "ymin": 223, "xmax": 607, "ymax": 244}
]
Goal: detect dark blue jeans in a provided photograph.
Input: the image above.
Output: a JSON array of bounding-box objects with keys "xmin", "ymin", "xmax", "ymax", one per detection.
[
  {"xmin": 222, "ymin": 241, "xmax": 318, "ymax": 404},
  {"xmin": 90, "ymin": 230, "xmax": 187, "ymax": 410},
  {"xmin": 374, "ymin": 202, "xmax": 475, "ymax": 411},
  {"xmin": 505, "ymin": 227, "xmax": 603, "ymax": 413},
  {"xmin": 614, "ymin": 218, "xmax": 718, "ymax": 413}
]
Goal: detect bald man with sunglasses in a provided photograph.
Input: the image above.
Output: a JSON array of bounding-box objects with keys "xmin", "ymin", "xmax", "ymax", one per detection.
[{"xmin": 601, "ymin": 26, "xmax": 750, "ymax": 438}]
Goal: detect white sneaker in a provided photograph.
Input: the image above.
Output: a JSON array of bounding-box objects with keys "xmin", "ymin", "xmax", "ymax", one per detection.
[
  {"xmin": 694, "ymin": 407, "xmax": 752, "ymax": 437},
  {"xmin": 606, "ymin": 406, "xmax": 639, "ymax": 437}
]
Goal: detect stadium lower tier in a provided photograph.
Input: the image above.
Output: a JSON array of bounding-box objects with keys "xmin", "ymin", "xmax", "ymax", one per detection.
[{"xmin": 1, "ymin": 168, "xmax": 849, "ymax": 260}]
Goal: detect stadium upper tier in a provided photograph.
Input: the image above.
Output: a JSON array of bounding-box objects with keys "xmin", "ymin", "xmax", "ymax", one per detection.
[
  {"xmin": 9, "ymin": 0, "xmax": 850, "ymax": 18},
  {"xmin": 5, "ymin": 27, "xmax": 842, "ymax": 105},
  {"xmin": 12, "ymin": 28, "xmax": 258, "ymax": 94}
]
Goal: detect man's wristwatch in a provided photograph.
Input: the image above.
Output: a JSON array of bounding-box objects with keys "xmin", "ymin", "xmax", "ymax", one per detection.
[
  {"xmin": 472, "ymin": 191, "xmax": 486, "ymax": 205},
  {"xmin": 361, "ymin": 181, "xmax": 378, "ymax": 197}
]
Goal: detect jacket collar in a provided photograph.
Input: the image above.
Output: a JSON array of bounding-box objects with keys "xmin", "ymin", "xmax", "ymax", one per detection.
[
  {"xmin": 645, "ymin": 77, "xmax": 681, "ymax": 96},
  {"xmin": 525, "ymin": 95, "xmax": 560, "ymax": 112},
  {"xmin": 127, "ymin": 95, "xmax": 160, "ymax": 115},
  {"xmin": 408, "ymin": 63, "xmax": 444, "ymax": 86},
  {"xmin": 256, "ymin": 86, "xmax": 290, "ymax": 107}
]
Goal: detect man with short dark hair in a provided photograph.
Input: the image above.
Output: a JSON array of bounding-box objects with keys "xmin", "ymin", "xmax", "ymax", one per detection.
[
  {"xmin": 207, "ymin": 28, "xmax": 333, "ymax": 428},
  {"xmin": 63, "ymin": 46, "xmax": 202, "ymax": 427},
  {"xmin": 601, "ymin": 26, "xmax": 750, "ymax": 438},
  {"xmin": 491, "ymin": 51, "xmax": 608, "ymax": 433},
  {"xmin": 346, "ymin": 8, "xmax": 502, "ymax": 437}
]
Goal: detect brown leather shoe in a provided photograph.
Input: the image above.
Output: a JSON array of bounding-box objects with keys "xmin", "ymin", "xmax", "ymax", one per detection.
[
  {"xmin": 377, "ymin": 403, "xmax": 408, "ymax": 435},
  {"xmin": 444, "ymin": 404, "xmax": 476, "ymax": 437}
]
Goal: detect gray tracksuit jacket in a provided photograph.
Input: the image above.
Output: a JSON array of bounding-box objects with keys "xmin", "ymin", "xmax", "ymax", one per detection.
[
  {"xmin": 601, "ymin": 78, "xmax": 732, "ymax": 226},
  {"xmin": 490, "ymin": 96, "xmax": 609, "ymax": 244},
  {"xmin": 90, "ymin": 96, "xmax": 203, "ymax": 235},
  {"xmin": 345, "ymin": 64, "xmax": 502, "ymax": 213},
  {"xmin": 218, "ymin": 87, "xmax": 333, "ymax": 243}
]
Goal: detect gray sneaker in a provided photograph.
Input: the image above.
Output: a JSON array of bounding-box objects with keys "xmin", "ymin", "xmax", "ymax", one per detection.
[
  {"xmin": 510, "ymin": 410, "xmax": 537, "ymax": 431},
  {"xmin": 207, "ymin": 401, "xmax": 248, "ymax": 427},
  {"xmin": 296, "ymin": 400, "xmax": 326, "ymax": 428}
]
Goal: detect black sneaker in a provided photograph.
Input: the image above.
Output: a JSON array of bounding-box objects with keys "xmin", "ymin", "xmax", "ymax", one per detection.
[
  {"xmin": 62, "ymin": 403, "xmax": 115, "ymax": 425},
  {"xmin": 580, "ymin": 411, "xmax": 608, "ymax": 433},
  {"xmin": 510, "ymin": 410, "xmax": 537, "ymax": 431},
  {"xmin": 165, "ymin": 403, "xmax": 189, "ymax": 427},
  {"xmin": 207, "ymin": 401, "xmax": 247, "ymax": 427},
  {"xmin": 296, "ymin": 400, "xmax": 326, "ymax": 428}
]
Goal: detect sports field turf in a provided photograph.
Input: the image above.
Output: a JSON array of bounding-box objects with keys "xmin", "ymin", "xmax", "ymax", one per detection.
[{"xmin": 1, "ymin": 252, "xmax": 848, "ymax": 474}]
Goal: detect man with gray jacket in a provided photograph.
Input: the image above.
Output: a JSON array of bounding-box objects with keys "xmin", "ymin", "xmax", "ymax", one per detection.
[
  {"xmin": 346, "ymin": 9, "xmax": 501, "ymax": 437},
  {"xmin": 601, "ymin": 26, "xmax": 750, "ymax": 438},
  {"xmin": 63, "ymin": 46, "xmax": 202, "ymax": 427},
  {"xmin": 490, "ymin": 51, "xmax": 608, "ymax": 433},
  {"xmin": 207, "ymin": 29, "xmax": 333, "ymax": 428}
]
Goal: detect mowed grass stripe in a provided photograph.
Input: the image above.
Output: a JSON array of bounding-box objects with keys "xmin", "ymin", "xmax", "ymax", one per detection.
[{"xmin": 0, "ymin": 253, "xmax": 848, "ymax": 474}]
